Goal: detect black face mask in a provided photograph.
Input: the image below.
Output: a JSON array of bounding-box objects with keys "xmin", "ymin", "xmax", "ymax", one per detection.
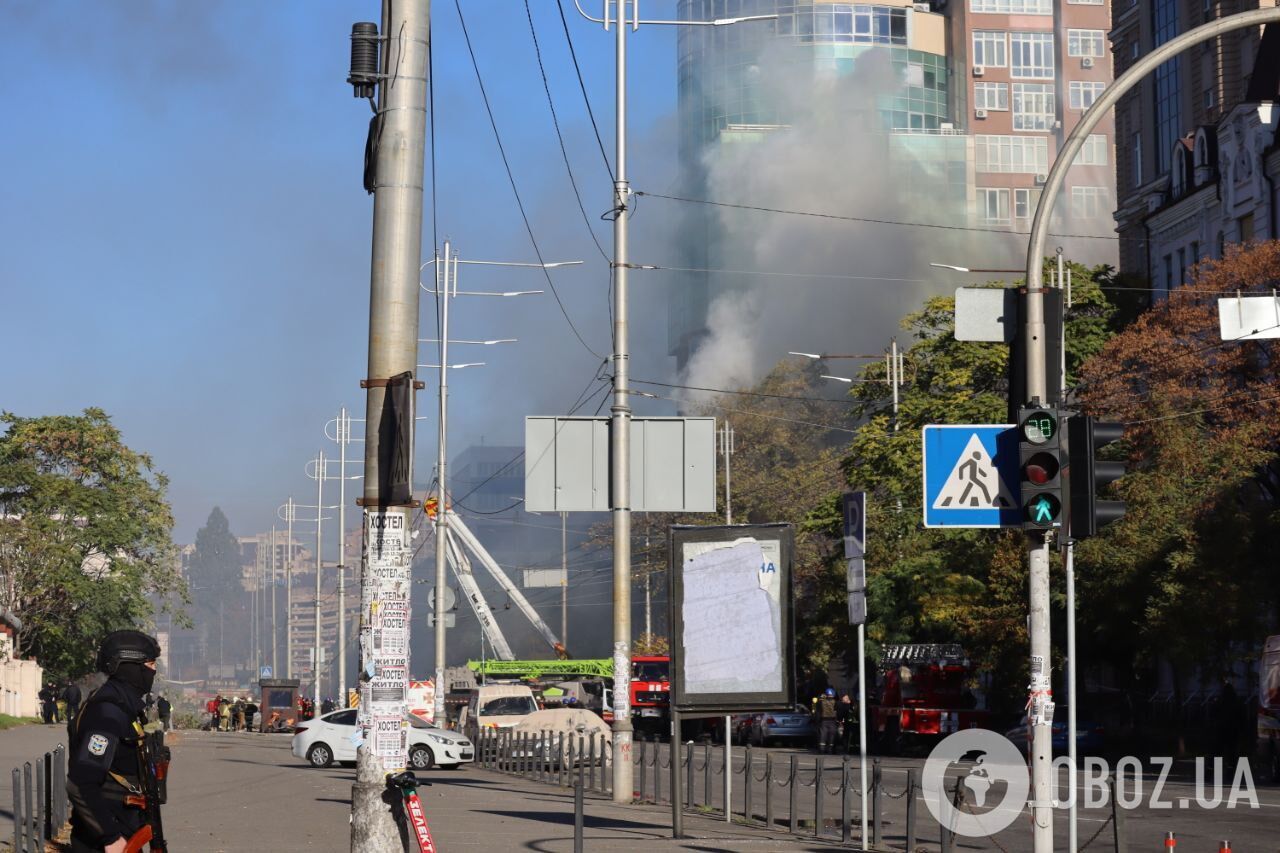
[{"xmin": 114, "ymin": 661, "xmax": 156, "ymax": 696}]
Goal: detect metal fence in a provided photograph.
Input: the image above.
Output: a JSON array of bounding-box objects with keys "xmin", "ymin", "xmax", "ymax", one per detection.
[
  {"xmin": 11, "ymin": 744, "xmax": 68, "ymax": 853},
  {"xmin": 476, "ymin": 730, "xmax": 1132, "ymax": 851}
]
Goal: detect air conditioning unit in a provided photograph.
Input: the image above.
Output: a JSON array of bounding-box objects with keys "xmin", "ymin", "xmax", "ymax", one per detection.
[
  {"xmin": 975, "ymin": 108, "xmax": 989, "ymax": 119},
  {"xmin": 1053, "ymin": 119, "xmax": 1062, "ymax": 129},
  {"xmin": 1035, "ymin": 173, "xmax": 1049, "ymax": 184},
  {"xmin": 973, "ymin": 65, "xmax": 986, "ymax": 77},
  {"xmin": 913, "ymin": 2, "xmax": 931, "ymax": 11},
  {"xmin": 1081, "ymin": 56, "xmax": 1095, "ymax": 69}
]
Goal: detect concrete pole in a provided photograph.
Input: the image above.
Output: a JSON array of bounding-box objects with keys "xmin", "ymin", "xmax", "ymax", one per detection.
[
  {"xmin": 337, "ymin": 408, "xmax": 349, "ymax": 706},
  {"xmin": 286, "ymin": 497, "xmax": 294, "ymax": 680},
  {"xmin": 271, "ymin": 526, "xmax": 278, "ymax": 677},
  {"xmin": 352, "ymin": 0, "xmax": 427, "ymax": 846},
  {"xmin": 609, "ymin": 0, "xmax": 634, "ymax": 804},
  {"xmin": 314, "ymin": 450, "xmax": 325, "ymax": 711},
  {"xmin": 1020, "ymin": 12, "xmax": 1280, "ymax": 851},
  {"xmin": 433, "ymin": 244, "xmax": 452, "ymax": 725},
  {"xmin": 561, "ymin": 511, "xmax": 568, "ymax": 649}
]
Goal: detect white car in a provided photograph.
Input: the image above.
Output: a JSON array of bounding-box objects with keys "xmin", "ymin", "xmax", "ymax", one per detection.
[{"xmin": 290, "ymin": 709, "xmax": 474, "ymax": 771}]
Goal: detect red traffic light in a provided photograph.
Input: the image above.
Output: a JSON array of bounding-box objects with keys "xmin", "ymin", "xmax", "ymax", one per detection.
[{"xmin": 1023, "ymin": 451, "xmax": 1060, "ymax": 486}]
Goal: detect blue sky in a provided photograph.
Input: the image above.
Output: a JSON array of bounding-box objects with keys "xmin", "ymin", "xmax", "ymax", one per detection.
[{"xmin": 0, "ymin": 1, "xmax": 683, "ymax": 542}]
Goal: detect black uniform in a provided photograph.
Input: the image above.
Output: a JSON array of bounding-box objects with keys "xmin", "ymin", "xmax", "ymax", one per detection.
[{"xmin": 67, "ymin": 678, "xmax": 150, "ymax": 851}]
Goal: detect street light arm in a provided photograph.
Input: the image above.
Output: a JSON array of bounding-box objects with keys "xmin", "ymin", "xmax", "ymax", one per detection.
[
  {"xmin": 454, "ymin": 260, "xmax": 583, "ymax": 269},
  {"xmin": 1026, "ymin": 5, "xmax": 1280, "ymax": 297},
  {"xmin": 639, "ymin": 14, "xmax": 778, "ymax": 26}
]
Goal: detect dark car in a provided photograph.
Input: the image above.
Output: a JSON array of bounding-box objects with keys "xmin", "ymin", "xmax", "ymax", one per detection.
[
  {"xmin": 1004, "ymin": 711, "xmax": 1105, "ymax": 756},
  {"xmin": 748, "ymin": 705, "xmax": 816, "ymax": 747}
]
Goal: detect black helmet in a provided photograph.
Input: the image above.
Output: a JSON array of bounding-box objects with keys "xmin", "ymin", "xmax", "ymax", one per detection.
[{"xmin": 97, "ymin": 630, "xmax": 161, "ymax": 673}]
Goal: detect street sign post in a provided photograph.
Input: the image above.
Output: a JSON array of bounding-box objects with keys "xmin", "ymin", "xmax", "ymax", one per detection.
[{"xmin": 922, "ymin": 425, "xmax": 1020, "ymax": 528}]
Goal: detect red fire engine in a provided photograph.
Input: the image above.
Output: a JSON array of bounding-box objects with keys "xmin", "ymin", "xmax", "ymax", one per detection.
[
  {"xmin": 631, "ymin": 655, "xmax": 670, "ymax": 735},
  {"xmin": 871, "ymin": 643, "xmax": 989, "ymax": 750}
]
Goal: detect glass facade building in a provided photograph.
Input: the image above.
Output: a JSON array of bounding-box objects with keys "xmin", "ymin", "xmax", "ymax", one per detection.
[{"xmin": 672, "ymin": 0, "xmax": 957, "ymax": 362}]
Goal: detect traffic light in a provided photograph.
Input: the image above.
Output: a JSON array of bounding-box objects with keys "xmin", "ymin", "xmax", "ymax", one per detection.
[
  {"xmin": 1066, "ymin": 416, "xmax": 1127, "ymax": 540},
  {"xmin": 1018, "ymin": 405, "xmax": 1066, "ymax": 530}
]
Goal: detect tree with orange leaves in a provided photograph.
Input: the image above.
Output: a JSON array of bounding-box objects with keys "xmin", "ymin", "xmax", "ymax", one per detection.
[{"xmin": 1076, "ymin": 240, "xmax": 1280, "ymax": 694}]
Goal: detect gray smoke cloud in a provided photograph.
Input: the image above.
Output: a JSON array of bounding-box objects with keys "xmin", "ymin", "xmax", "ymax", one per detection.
[{"xmin": 679, "ymin": 43, "xmax": 1117, "ymax": 395}]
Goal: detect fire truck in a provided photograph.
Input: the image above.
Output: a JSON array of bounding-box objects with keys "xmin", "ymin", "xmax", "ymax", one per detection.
[
  {"xmin": 631, "ymin": 655, "xmax": 670, "ymax": 736},
  {"xmin": 871, "ymin": 643, "xmax": 989, "ymax": 751}
]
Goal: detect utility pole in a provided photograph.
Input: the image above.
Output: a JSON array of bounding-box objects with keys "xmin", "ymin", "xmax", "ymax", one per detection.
[
  {"xmin": 560, "ymin": 511, "xmax": 568, "ymax": 649},
  {"xmin": 608, "ymin": 0, "xmax": 636, "ymax": 804},
  {"xmin": 348, "ymin": 0, "xmax": 428, "ymax": 847},
  {"xmin": 432, "ymin": 244, "xmax": 453, "ymax": 726},
  {"xmin": 286, "ymin": 497, "xmax": 295, "ymax": 679},
  {"xmin": 336, "ymin": 407, "xmax": 351, "ymax": 706},
  {"xmin": 271, "ymin": 526, "xmax": 278, "ymax": 676},
  {"xmin": 312, "ymin": 450, "xmax": 326, "ymax": 710}
]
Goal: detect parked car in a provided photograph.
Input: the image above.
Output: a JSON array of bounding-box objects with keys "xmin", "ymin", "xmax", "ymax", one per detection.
[
  {"xmin": 1003, "ymin": 711, "xmax": 1105, "ymax": 756},
  {"xmin": 748, "ymin": 705, "xmax": 816, "ymax": 748},
  {"xmin": 291, "ymin": 708, "xmax": 474, "ymax": 770}
]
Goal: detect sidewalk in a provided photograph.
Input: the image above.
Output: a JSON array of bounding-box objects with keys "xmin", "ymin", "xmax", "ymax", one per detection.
[{"xmin": 421, "ymin": 767, "xmax": 844, "ymax": 852}]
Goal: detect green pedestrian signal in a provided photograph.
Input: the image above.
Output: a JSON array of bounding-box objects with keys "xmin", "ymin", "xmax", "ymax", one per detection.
[{"xmin": 1018, "ymin": 405, "xmax": 1066, "ymax": 530}]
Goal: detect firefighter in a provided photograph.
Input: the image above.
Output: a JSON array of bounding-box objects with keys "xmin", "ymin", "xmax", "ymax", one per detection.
[
  {"xmin": 66, "ymin": 630, "xmax": 163, "ymax": 853},
  {"xmin": 815, "ymin": 687, "xmax": 840, "ymax": 753}
]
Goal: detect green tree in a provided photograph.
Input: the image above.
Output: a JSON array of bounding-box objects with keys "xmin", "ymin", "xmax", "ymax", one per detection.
[
  {"xmin": 0, "ymin": 408, "xmax": 185, "ymax": 678},
  {"xmin": 802, "ymin": 260, "xmax": 1118, "ymax": 708},
  {"xmin": 187, "ymin": 507, "xmax": 242, "ymax": 599}
]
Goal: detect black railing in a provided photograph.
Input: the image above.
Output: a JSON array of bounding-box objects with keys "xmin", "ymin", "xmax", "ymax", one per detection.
[
  {"xmin": 475, "ymin": 729, "xmax": 1133, "ymax": 850},
  {"xmin": 11, "ymin": 744, "xmax": 68, "ymax": 853}
]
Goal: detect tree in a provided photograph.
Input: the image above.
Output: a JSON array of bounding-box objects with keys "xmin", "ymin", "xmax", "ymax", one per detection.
[
  {"xmin": 0, "ymin": 408, "xmax": 185, "ymax": 678},
  {"xmin": 187, "ymin": 507, "xmax": 242, "ymax": 599},
  {"xmin": 801, "ymin": 260, "xmax": 1118, "ymax": 708},
  {"xmin": 1075, "ymin": 241, "xmax": 1280, "ymax": 690}
]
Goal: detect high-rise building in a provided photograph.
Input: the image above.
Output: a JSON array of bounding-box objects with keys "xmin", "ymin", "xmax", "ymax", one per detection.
[
  {"xmin": 670, "ymin": 0, "xmax": 1118, "ymax": 369},
  {"xmin": 1111, "ymin": 1, "xmax": 1278, "ymax": 289},
  {"xmin": 951, "ymin": 0, "xmax": 1117, "ymax": 234}
]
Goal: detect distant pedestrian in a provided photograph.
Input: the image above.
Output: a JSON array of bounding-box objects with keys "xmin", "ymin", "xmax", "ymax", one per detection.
[
  {"xmin": 1215, "ymin": 677, "xmax": 1243, "ymax": 758},
  {"xmin": 63, "ymin": 682, "xmax": 83, "ymax": 721},
  {"xmin": 218, "ymin": 697, "xmax": 231, "ymax": 732},
  {"xmin": 39, "ymin": 685, "xmax": 56, "ymax": 724},
  {"xmin": 321, "ymin": 697, "xmax": 335, "ymax": 715},
  {"xmin": 207, "ymin": 695, "xmax": 221, "ymax": 731},
  {"xmin": 837, "ymin": 694, "xmax": 856, "ymax": 753},
  {"xmin": 815, "ymin": 688, "xmax": 839, "ymax": 753},
  {"xmin": 157, "ymin": 694, "xmax": 172, "ymax": 731}
]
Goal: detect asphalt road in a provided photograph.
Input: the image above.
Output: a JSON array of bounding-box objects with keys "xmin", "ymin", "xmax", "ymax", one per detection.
[
  {"xmin": 1, "ymin": 722, "xmax": 1275, "ymax": 851},
  {"xmin": 628, "ymin": 740, "xmax": 1280, "ymax": 850}
]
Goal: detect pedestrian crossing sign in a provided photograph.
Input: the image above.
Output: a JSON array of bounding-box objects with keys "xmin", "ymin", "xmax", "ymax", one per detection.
[{"xmin": 922, "ymin": 425, "xmax": 1020, "ymax": 528}]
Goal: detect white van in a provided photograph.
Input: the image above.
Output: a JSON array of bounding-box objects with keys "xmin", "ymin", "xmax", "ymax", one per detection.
[{"xmin": 463, "ymin": 684, "xmax": 539, "ymax": 741}]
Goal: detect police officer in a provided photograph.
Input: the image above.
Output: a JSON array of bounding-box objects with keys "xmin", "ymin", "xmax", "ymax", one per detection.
[{"xmin": 66, "ymin": 630, "xmax": 162, "ymax": 853}]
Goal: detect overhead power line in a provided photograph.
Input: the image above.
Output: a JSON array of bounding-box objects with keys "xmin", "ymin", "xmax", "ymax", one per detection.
[
  {"xmin": 453, "ymin": 0, "xmax": 604, "ymax": 360},
  {"xmin": 555, "ymin": 0, "xmax": 614, "ymax": 182}
]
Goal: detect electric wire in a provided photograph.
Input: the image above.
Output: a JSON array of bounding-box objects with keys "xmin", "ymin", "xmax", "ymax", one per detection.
[
  {"xmin": 632, "ymin": 190, "xmax": 1142, "ymax": 243},
  {"xmin": 525, "ymin": 0, "xmax": 610, "ymax": 263},
  {"xmin": 453, "ymin": 0, "xmax": 604, "ymax": 361},
  {"xmin": 631, "ymin": 378, "xmax": 868, "ymax": 403},
  {"xmin": 555, "ymin": 0, "xmax": 614, "ymax": 182}
]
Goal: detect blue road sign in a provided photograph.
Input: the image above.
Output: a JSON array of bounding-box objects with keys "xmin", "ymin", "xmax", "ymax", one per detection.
[
  {"xmin": 922, "ymin": 425, "xmax": 1020, "ymax": 528},
  {"xmin": 260, "ymin": 666, "xmax": 273, "ymax": 679}
]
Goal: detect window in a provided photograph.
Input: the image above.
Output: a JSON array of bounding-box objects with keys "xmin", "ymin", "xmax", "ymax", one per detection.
[
  {"xmin": 970, "ymin": 0, "xmax": 1051, "ymax": 13},
  {"xmin": 1069, "ymin": 81, "xmax": 1106, "ymax": 110},
  {"xmin": 1163, "ymin": 255, "xmax": 1174, "ymax": 292},
  {"xmin": 1071, "ymin": 186, "xmax": 1106, "ymax": 219},
  {"xmin": 1131, "ymin": 132, "xmax": 1144, "ymax": 186},
  {"xmin": 1068, "ymin": 0, "xmax": 1105, "ymax": 5},
  {"xmin": 1204, "ymin": 88, "xmax": 1217, "ymax": 110},
  {"xmin": 1010, "ymin": 32, "xmax": 1054, "ymax": 78},
  {"xmin": 1012, "ymin": 83, "xmax": 1055, "ymax": 130},
  {"xmin": 978, "ymin": 188, "xmax": 1012, "ymax": 225},
  {"xmin": 1014, "ymin": 188, "xmax": 1043, "ymax": 220},
  {"xmin": 973, "ymin": 31, "xmax": 1008, "ymax": 68},
  {"xmin": 1190, "ymin": 241, "xmax": 1200, "ymax": 262},
  {"xmin": 975, "ymin": 135, "xmax": 1050, "ymax": 173},
  {"xmin": 974, "ymin": 82, "xmax": 1009, "ymax": 111},
  {"xmin": 1153, "ymin": 0, "xmax": 1182, "ymax": 174},
  {"xmin": 1068, "ymin": 29, "xmax": 1106, "ymax": 58},
  {"xmin": 1073, "ymin": 135, "xmax": 1110, "ymax": 166},
  {"xmin": 1177, "ymin": 248, "xmax": 1186, "ymax": 285}
]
